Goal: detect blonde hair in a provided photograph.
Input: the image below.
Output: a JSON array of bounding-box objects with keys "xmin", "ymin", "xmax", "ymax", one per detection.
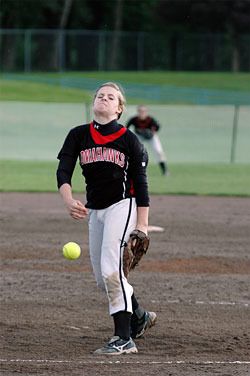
[{"xmin": 94, "ymin": 82, "xmax": 126, "ymax": 119}]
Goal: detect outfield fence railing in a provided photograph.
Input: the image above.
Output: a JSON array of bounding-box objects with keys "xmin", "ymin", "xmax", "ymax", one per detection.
[{"xmin": 1, "ymin": 29, "xmax": 250, "ymax": 72}]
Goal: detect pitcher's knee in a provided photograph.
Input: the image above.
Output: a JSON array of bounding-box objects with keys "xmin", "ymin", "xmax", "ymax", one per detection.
[
  {"xmin": 102, "ymin": 272, "xmax": 121, "ymax": 302},
  {"xmin": 102, "ymin": 271, "xmax": 120, "ymax": 288}
]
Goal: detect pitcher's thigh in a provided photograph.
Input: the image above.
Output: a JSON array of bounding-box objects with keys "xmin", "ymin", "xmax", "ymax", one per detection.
[
  {"xmin": 102, "ymin": 198, "xmax": 137, "ymax": 268},
  {"xmin": 88, "ymin": 211, "xmax": 105, "ymax": 290}
]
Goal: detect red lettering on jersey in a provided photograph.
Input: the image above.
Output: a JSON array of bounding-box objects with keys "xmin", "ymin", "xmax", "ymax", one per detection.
[
  {"xmin": 119, "ymin": 152, "xmax": 125, "ymax": 168},
  {"xmin": 87, "ymin": 149, "xmax": 92, "ymax": 163},
  {"xmin": 115, "ymin": 150, "xmax": 120, "ymax": 165},
  {"xmin": 102, "ymin": 147, "xmax": 107, "ymax": 161},
  {"xmin": 80, "ymin": 150, "xmax": 85, "ymax": 164},
  {"xmin": 107, "ymin": 148, "xmax": 114, "ymax": 162},
  {"xmin": 80, "ymin": 146, "xmax": 125, "ymax": 167},
  {"xmin": 89, "ymin": 149, "xmax": 93, "ymax": 163},
  {"xmin": 91, "ymin": 148, "xmax": 97, "ymax": 162},
  {"xmin": 81, "ymin": 149, "xmax": 91, "ymax": 164},
  {"xmin": 96, "ymin": 147, "xmax": 103, "ymax": 161}
]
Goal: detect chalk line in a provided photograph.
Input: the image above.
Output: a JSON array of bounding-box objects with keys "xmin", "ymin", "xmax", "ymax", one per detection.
[
  {"xmin": 0, "ymin": 359, "xmax": 249, "ymax": 365},
  {"xmin": 151, "ymin": 299, "xmax": 250, "ymax": 307}
]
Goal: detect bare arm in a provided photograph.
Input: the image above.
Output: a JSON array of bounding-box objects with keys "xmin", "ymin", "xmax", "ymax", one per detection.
[
  {"xmin": 136, "ymin": 206, "xmax": 149, "ymax": 235},
  {"xmin": 59, "ymin": 183, "xmax": 88, "ymax": 220}
]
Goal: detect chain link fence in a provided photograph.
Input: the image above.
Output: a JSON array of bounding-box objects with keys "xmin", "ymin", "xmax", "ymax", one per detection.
[{"xmin": 1, "ymin": 29, "xmax": 250, "ymax": 72}]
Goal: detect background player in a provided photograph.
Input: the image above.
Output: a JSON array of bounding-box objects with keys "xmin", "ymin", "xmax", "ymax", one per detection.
[
  {"xmin": 57, "ymin": 82, "xmax": 156, "ymax": 355},
  {"xmin": 127, "ymin": 105, "xmax": 168, "ymax": 175}
]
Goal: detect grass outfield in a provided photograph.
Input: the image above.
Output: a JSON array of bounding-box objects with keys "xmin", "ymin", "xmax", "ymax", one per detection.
[
  {"xmin": 3, "ymin": 71, "xmax": 250, "ymax": 90},
  {"xmin": 1, "ymin": 160, "xmax": 249, "ymax": 196},
  {"xmin": 50, "ymin": 71, "xmax": 250, "ymax": 91},
  {"xmin": 0, "ymin": 79, "xmax": 91, "ymax": 103},
  {"xmin": 1, "ymin": 72, "xmax": 250, "ymax": 103},
  {"xmin": 2, "ymin": 101, "xmax": 249, "ymax": 163}
]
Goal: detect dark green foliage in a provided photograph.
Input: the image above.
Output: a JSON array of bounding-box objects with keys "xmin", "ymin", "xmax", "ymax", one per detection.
[{"xmin": 1, "ymin": 0, "xmax": 250, "ymax": 33}]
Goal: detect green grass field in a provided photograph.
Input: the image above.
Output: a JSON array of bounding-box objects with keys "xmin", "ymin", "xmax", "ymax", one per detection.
[
  {"xmin": 53, "ymin": 71, "xmax": 250, "ymax": 91},
  {"xmin": 1, "ymin": 101, "xmax": 249, "ymax": 163},
  {"xmin": 1, "ymin": 160, "xmax": 249, "ymax": 196},
  {"xmin": 1, "ymin": 71, "xmax": 249, "ymax": 196},
  {"xmin": 0, "ymin": 79, "xmax": 91, "ymax": 103},
  {"xmin": 1, "ymin": 71, "xmax": 250, "ymax": 103}
]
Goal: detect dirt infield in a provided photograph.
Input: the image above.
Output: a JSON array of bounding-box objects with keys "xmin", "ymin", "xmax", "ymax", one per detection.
[{"xmin": 0, "ymin": 193, "xmax": 250, "ymax": 376}]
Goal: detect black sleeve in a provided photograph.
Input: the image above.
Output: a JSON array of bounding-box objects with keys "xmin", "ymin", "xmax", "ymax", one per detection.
[
  {"xmin": 56, "ymin": 128, "xmax": 79, "ymax": 189},
  {"xmin": 126, "ymin": 117, "xmax": 135, "ymax": 129},
  {"xmin": 150, "ymin": 117, "xmax": 160, "ymax": 132},
  {"xmin": 128, "ymin": 132, "xmax": 150, "ymax": 207}
]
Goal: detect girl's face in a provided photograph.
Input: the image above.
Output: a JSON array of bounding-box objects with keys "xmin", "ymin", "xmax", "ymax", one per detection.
[{"xmin": 93, "ymin": 86, "xmax": 122, "ymax": 119}]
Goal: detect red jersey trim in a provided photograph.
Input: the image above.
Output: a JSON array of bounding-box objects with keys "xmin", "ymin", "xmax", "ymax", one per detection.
[{"xmin": 90, "ymin": 122, "xmax": 127, "ymax": 145}]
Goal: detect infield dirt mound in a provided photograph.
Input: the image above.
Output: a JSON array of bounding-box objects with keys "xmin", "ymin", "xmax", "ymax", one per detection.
[{"xmin": 0, "ymin": 193, "xmax": 250, "ymax": 375}]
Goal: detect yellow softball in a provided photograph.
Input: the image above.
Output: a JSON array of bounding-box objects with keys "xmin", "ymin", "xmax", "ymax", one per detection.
[{"xmin": 62, "ymin": 242, "xmax": 81, "ymax": 260}]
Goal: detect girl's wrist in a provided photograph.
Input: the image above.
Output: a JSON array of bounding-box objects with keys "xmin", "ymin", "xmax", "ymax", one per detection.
[
  {"xmin": 135, "ymin": 224, "xmax": 148, "ymax": 234},
  {"xmin": 63, "ymin": 196, "xmax": 73, "ymax": 206}
]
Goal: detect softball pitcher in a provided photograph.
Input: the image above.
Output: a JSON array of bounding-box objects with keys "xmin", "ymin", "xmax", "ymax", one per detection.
[
  {"xmin": 57, "ymin": 82, "xmax": 156, "ymax": 355},
  {"xmin": 127, "ymin": 105, "xmax": 168, "ymax": 175}
]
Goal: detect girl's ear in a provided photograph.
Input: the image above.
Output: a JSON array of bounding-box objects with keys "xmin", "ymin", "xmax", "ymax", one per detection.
[{"xmin": 117, "ymin": 104, "xmax": 123, "ymax": 115}]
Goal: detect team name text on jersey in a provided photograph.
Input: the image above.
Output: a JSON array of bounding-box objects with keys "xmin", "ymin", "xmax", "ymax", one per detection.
[{"xmin": 80, "ymin": 147, "xmax": 125, "ymax": 168}]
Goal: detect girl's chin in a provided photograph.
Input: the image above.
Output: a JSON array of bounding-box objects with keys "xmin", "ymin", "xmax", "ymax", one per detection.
[
  {"xmin": 94, "ymin": 106, "xmax": 108, "ymax": 113},
  {"xmin": 95, "ymin": 109, "xmax": 107, "ymax": 114},
  {"xmin": 97, "ymin": 103, "xmax": 108, "ymax": 108}
]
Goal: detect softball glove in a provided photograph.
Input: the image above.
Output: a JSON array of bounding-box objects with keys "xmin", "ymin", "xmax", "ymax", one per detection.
[{"xmin": 123, "ymin": 229, "xmax": 150, "ymax": 278}]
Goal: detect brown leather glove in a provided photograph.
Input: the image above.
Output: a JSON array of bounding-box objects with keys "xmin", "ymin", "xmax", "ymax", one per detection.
[{"xmin": 123, "ymin": 229, "xmax": 150, "ymax": 278}]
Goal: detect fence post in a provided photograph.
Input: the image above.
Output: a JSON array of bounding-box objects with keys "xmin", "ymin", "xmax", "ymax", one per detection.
[
  {"xmin": 58, "ymin": 30, "xmax": 65, "ymax": 72},
  {"xmin": 24, "ymin": 29, "xmax": 32, "ymax": 72},
  {"xmin": 230, "ymin": 105, "xmax": 240, "ymax": 163},
  {"xmin": 98, "ymin": 31, "xmax": 105, "ymax": 71},
  {"xmin": 137, "ymin": 32, "xmax": 144, "ymax": 70}
]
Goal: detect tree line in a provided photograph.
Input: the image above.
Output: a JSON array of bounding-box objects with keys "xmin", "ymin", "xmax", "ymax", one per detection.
[
  {"xmin": 1, "ymin": 0, "xmax": 250, "ymax": 71},
  {"xmin": 1, "ymin": 0, "xmax": 250, "ymax": 34}
]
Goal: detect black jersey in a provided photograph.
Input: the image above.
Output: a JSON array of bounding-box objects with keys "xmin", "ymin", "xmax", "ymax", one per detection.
[
  {"xmin": 127, "ymin": 116, "xmax": 160, "ymax": 133},
  {"xmin": 57, "ymin": 120, "xmax": 149, "ymax": 210}
]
